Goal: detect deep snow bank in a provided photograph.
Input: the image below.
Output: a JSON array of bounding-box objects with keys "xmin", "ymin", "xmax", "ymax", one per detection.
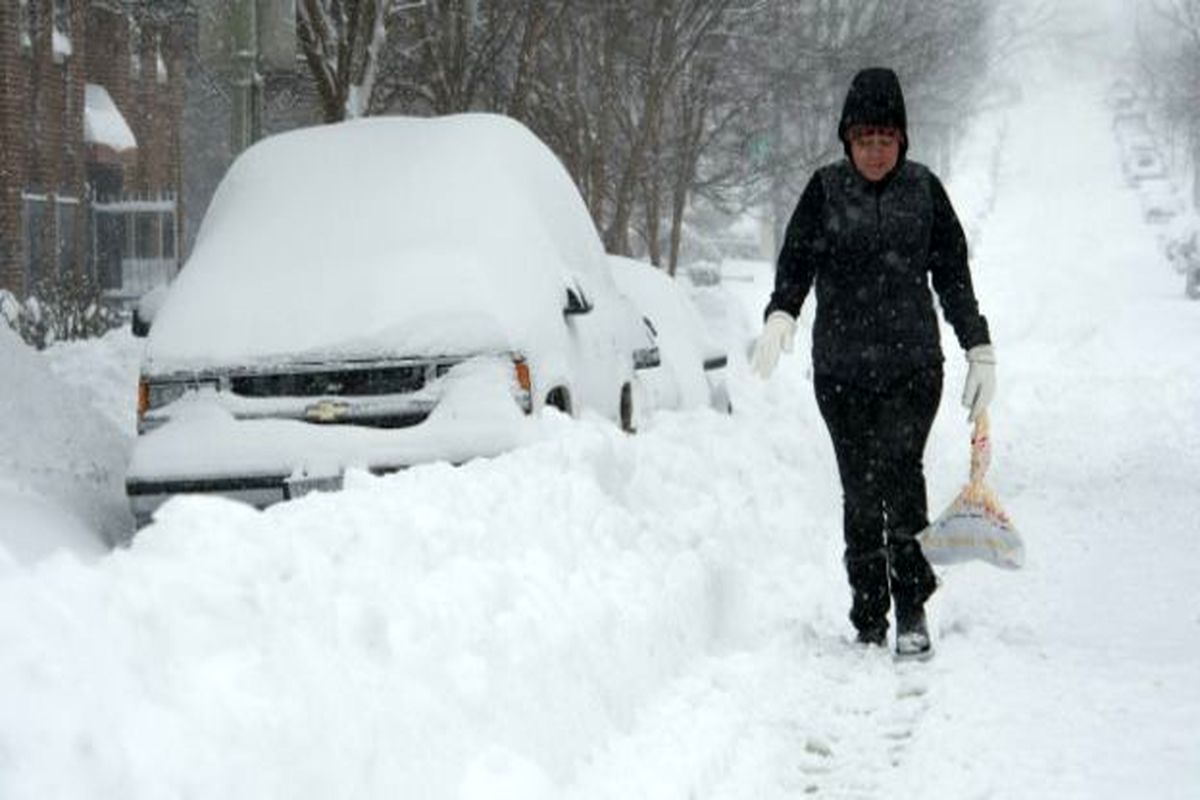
[
  {"xmin": 0, "ymin": 402, "xmax": 837, "ymax": 799},
  {"xmin": 0, "ymin": 325, "xmax": 136, "ymax": 554}
]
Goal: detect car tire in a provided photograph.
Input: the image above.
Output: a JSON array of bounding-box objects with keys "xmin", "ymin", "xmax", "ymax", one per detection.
[
  {"xmin": 545, "ymin": 386, "xmax": 572, "ymax": 415},
  {"xmin": 1187, "ymin": 269, "xmax": 1200, "ymax": 300},
  {"xmin": 620, "ymin": 383, "xmax": 636, "ymax": 434},
  {"xmin": 710, "ymin": 383, "xmax": 733, "ymax": 415}
]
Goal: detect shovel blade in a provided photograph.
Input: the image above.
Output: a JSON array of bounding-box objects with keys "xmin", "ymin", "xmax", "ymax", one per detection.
[{"xmin": 918, "ymin": 494, "xmax": 1025, "ymax": 570}]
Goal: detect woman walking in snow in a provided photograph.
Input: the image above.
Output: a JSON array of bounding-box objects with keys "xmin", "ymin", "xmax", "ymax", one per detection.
[{"xmin": 751, "ymin": 67, "xmax": 996, "ymax": 658}]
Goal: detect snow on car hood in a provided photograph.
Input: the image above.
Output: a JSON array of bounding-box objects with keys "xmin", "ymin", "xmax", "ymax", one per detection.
[
  {"xmin": 126, "ymin": 358, "xmax": 536, "ymax": 482},
  {"xmin": 146, "ymin": 114, "xmax": 610, "ymax": 372}
]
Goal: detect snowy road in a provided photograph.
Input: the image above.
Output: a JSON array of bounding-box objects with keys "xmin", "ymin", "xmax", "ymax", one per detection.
[{"xmin": 3, "ymin": 33, "xmax": 1200, "ymax": 800}]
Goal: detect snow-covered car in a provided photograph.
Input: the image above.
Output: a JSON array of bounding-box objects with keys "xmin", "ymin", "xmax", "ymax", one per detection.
[
  {"xmin": 1112, "ymin": 111, "xmax": 1151, "ymax": 148},
  {"xmin": 1138, "ymin": 180, "xmax": 1184, "ymax": 225},
  {"xmin": 1187, "ymin": 266, "xmax": 1200, "ymax": 300},
  {"xmin": 1106, "ymin": 79, "xmax": 1139, "ymax": 112},
  {"xmin": 1121, "ymin": 143, "xmax": 1167, "ymax": 186},
  {"xmin": 1161, "ymin": 215, "xmax": 1200, "ymax": 270},
  {"xmin": 606, "ymin": 255, "xmax": 731, "ymax": 416},
  {"xmin": 1159, "ymin": 215, "xmax": 1200, "ymax": 299},
  {"xmin": 126, "ymin": 114, "xmax": 658, "ymax": 526}
]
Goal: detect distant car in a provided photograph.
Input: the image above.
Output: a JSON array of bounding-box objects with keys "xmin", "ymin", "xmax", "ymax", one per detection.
[
  {"xmin": 1113, "ymin": 111, "xmax": 1151, "ymax": 148},
  {"xmin": 1122, "ymin": 143, "xmax": 1167, "ymax": 186},
  {"xmin": 1183, "ymin": 258, "xmax": 1200, "ymax": 298},
  {"xmin": 1138, "ymin": 181, "xmax": 1184, "ymax": 225},
  {"xmin": 1188, "ymin": 266, "xmax": 1200, "ymax": 299},
  {"xmin": 606, "ymin": 255, "xmax": 731, "ymax": 416},
  {"xmin": 684, "ymin": 261, "xmax": 721, "ymax": 287},
  {"xmin": 1161, "ymin": 215, "xmax": 1199, "ymax": 268},
  {"xmin": 1160, "ymin": 216, "xmax": 1200, "ymax": 299},
  {"xmin": 1106, "ymin": 79, "xmax": 1140, "ymax": 112},
  {"xmin": 126, "ymin": 114, "xmax": 658, "ymax": 526}
]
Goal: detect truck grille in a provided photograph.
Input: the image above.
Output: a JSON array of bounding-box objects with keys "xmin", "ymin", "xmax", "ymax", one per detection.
[{"xmin": 230, "ymin": 366, "xmax": 427, "ymax": 398}]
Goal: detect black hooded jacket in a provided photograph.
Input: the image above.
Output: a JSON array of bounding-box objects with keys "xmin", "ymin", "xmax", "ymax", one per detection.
[{"xmin": 765, "ymin": 67, "xmax": 990, "ymax": 385}]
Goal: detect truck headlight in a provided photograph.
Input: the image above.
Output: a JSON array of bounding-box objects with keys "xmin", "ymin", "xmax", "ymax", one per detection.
[
  {"xmin": 513, "ymin": 358, "xmax": 532, "ymax": 413},
  {"xmin": 137, "ymin": 377, "xmax": 219, "ymax": 420}
]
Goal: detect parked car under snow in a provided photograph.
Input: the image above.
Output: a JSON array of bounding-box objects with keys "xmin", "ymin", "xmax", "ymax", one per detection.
[
  {"xmin": 126, "ymin": 114, "xmax": 658, "ymax": 526},
  {"xmin": 1121, "ymin": 142, "xmax": 1167, "ymax": 186},
  {"xmin": 1138, "ymin": 180, "xmax": 1184, "ymax": 225},
  {"xmin": 606, "ymin": 255, "xmax": 731, "ymax": 417}
]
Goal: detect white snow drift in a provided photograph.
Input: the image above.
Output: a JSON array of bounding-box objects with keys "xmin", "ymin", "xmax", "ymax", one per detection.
[{"xmin": 1, "ymin": 26, "xmax": 1199, "ymax": 800}]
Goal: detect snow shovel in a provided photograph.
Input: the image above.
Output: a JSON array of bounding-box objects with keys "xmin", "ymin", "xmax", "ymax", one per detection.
[{"xmin": 918, "ymin": 411, "xmax": 1024, "ymax": 569}]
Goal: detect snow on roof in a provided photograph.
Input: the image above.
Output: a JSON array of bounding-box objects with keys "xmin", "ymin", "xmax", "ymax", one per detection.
[
  {"xmin": 147, "ymin": 114, "xmax": 610, "ymax": 370},
  {"xmin": 83, "ymin": 83, "xmax": 137, "ymax": 153}
]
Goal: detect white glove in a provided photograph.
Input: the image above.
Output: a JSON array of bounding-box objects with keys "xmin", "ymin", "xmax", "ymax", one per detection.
[
  {"xmin": 751, "ymin": 311, "xmax": 797, "ymax": 379},
  {"xmin": 962, "ymin": 344, "xmax": 996, "ymax": 422}
]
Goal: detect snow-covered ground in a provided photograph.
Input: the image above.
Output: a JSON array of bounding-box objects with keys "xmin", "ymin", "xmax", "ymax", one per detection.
[
  {"xmin": 0, "ymin": 324, "xmax": 138, "ymax": 554},
  {"xmin": 2, "ymin": 29, "xmax": 1200, "ymax": 800}
]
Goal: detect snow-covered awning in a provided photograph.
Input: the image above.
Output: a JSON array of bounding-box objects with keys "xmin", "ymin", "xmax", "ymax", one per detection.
[{"xmin": 83, "ymin": 83, "xmax": 137, "ymax": 154}]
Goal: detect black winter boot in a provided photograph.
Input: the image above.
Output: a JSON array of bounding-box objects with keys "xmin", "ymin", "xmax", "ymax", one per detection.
[
  {"xmin": 847, "ymin": 550, "xmax": 890, "ymax": 646},
  {"xmin": 894, "ymin": 602, "xmax": 931, "ymax": 660},
  {"xmin": 855, "ymin": 621, "xmax": 887, "ymax": 647},
  {"xmin": 888, "ymin": 538, "xmax": 938, "ymax": 608}
]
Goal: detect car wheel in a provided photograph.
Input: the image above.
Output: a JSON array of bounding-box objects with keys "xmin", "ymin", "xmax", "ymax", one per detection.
[
  {"xmin": 1187, "ymin": 269, "xmax": 1200, "ymax": 300},
  {"xmin": 620, "ymin": 383, "xmax": 636, "ymax": 434},
  {"xmin": 710, "ymin": 382, "xmax": 733, "ymax": 415},
  {"xmin": 545, "ymin": 386, "xmax": 572, "ymax": 415}
]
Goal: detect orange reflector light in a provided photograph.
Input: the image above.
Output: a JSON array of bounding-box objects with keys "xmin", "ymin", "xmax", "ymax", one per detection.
[
  {"xmin": 137, "ymin": 379, "xmax": 149, "ymax": 418},
  {"xmin": 514, "ymin": 360, "xmax": 532, "ymax": 393}
]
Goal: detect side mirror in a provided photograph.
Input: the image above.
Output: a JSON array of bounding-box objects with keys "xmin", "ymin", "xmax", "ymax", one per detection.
[
  {"xmin": 131, "ymin": 284, "xmax": 168, "ymax": 338},
  {"xmin": 131, "ymin": 307, "xmax": 151, "ymax": 338},
  {"xmin": 633, "ymin": 344, "xmax": 661, "ymax": 370},
  {"xmin": 564, "ymin": 286, "xmax": 593, "ymax": 316}
]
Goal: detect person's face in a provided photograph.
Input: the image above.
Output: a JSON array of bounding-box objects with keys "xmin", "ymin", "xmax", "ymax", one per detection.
[{"xmin": 849, "ymin": 126, "xmax": 902, "ymax": 182}]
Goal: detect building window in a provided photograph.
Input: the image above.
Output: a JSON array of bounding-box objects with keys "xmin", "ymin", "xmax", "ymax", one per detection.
[
  {"xmin": 22, "ymin": 195, "xmax": 81, "ymax": 285},
  {"xmin": 18, "ymin": 0, "xmax": 32, "ymax": 53},
  {"xmin": 94, "ymin": 211, "xmax": 125, "ymax": 291},
  {"xmin": 56, "ymin": 199, "xmax": 78, "ymax": 275},
  {"xmin": 52, "ymin": 0, "xmax": 73, "ymax": 62},
  {"xmin": 155, "ymin": 34, "xmax": 168, "ymax": 84},
  {"xmin": 90, "ymin": 194, "xmax": 179, "ymax": 299},
  {"xmin": 134, "ymin": 212, "xmax": 158, "ymax": 259},
  {"xmin": 161, "ymin": 212, "xmax": 176, "ymax": 259},
  {"xmin": 130, "ymin": 19, "xmax": 142, "ymax": 80},
  {"xmin": 128, "ymin": 211, "xmax": 176, "ymax": 260},
  {"xmin": 22, "ymin": 196, "xmax": 46, "ymax": 287}
]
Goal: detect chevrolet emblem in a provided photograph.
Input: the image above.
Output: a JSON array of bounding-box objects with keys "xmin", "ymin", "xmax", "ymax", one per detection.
[{"xmin": 305, "ymin": 400, "xmax": 350, "ymax": 423}]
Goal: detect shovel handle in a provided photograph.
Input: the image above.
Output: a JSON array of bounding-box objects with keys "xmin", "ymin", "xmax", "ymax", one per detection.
[
  {"xmin": 972, "ymin": 409, "xmax": 990, "ymax": 440},
  {"xmin": 969, "ymin": 410, "xmax": 991, "ymax": 487}
]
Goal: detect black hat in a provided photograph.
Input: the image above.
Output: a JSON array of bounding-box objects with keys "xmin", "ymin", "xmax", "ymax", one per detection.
[{"xmin": 838, "ymin": 67, "xmax": 908, "ymax": 157}]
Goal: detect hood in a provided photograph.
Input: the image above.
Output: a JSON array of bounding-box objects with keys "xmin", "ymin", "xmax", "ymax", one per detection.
[{"xmin": 837, "ymin": 67, "xmax": 909, "ymax": 161}]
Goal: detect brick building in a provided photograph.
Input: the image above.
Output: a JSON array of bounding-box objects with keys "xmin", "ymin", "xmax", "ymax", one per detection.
[{"xmin": 0, "ymin": 0, "xmax": 187, "ymax": 303}]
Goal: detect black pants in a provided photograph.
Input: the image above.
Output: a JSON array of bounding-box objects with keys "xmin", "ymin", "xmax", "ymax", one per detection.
[{"xmin": 814, "ymin": 366, "xmax": 942, "ymax": 633}]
